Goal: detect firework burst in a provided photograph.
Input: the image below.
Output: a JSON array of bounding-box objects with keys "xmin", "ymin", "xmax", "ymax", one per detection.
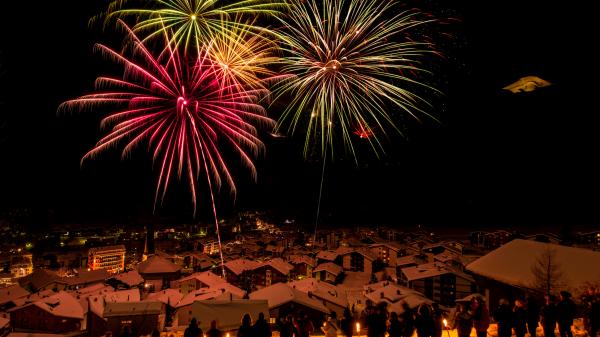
[
  {"xmin": 97, "ymin": 0, "xmax": 285, "ymax": 54},
  {"xmin": 272, "ymin": 0, "xmax": 439, "ymax": 160},
  {"xmin": 207, "ymin": 19, "xmax": 283, "ymax": 98},
  {"xmin": 59, "ymin": 21, "xmax": 273, "ymax": 215}
]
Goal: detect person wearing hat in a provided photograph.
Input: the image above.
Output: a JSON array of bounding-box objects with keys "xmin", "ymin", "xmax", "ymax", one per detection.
[{"xmin": 556, "ymin": 291, "xmax": 576, "ymax": 337}]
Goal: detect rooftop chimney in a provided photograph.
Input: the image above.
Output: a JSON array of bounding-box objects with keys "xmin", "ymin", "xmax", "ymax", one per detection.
[{"xmin": 143, "ymin": 223, "xmax": 156, "ymax": 261}]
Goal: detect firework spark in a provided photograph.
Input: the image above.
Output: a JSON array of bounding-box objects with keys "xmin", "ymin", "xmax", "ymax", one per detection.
[
  {"xmin": 272, "ymin": 0, "xmax": 439, "ymax": 160},
  {"xmin": 97, "ymin": 0, "xmax": 285, "ymax": 54},
  {"xmin": 59, "ymin": 21, "xmax": 273, "ymax": 215},
  {"xmin": 207, "ymin": 19, "xmax": 283, "ymax": 98}
]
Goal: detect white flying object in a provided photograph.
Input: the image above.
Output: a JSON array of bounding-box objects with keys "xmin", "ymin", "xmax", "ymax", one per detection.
[{"xmin": 503, "ymin": 76, "xmax": 551, "ymax": 93}]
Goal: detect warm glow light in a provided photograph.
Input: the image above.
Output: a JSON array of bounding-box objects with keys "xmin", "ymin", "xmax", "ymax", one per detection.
[
  {"xmin": 226, "ymin": 334, "xmax": 230, "ymax": 337},
  {"xmin": 356, "ymin": 322, "xmax": 360, "ymax": 332},
  {"xmin": 190, "ymin": 14, "xmax": 196, "ymax": 20},
  {"xmin": 443, "ymin": 319, "xmax": 448, "ymax": 328}
]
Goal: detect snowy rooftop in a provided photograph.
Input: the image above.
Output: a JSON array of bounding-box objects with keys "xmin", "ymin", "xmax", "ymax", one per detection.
[
  {"xmin": 13, "ymin": 291, "xmax": 85, "ymax": 320},
  {"xmin": 263, "ymin": 258, "xmax": 294, "ymax": 275},
  {"xmin": 316, "ymin": 250, "xmax": 338, "ymax": 261},
  {"xmin": 401, "ymin": 262, "xmax": 473, "ymax": 282},
  {"xmin": 112, "ymin": 270, "xmax": 144, "ymax": 286},
  {"xmin": 288, "ymin": 255, "xmax": 316, "ymax": 267},
  {"xmin": 137, "ymin": 255, "xmax": 181, "ymax": 274},
  {"xmin": 146, "ymin": 289, "xmax": 183, "ymax": 306},
  {"xmin": 175, "ymin": 271, "xmax": 225, "ymax": 287},
  {"xmin": 249, "ymin": 282, "xmax": 330, "ymax": 314},
  {"xmin": 289, "ymin": 278, "xmax": 347, "ymax": 308},
  {"xmin": 466, "ymin": 239, "xmax": 600, "ymax": 291},
  {"xmin": 0, "ymin": 285, "xmax": 29, "ymax": 305},
  {"xmin": 223, "ymin": 259, "xmax": 261, "ymax": 275},
  {"xmin": 313, "ymin": 262, "xmax": 343, "ymax": 276},
  {"xmin": 103, "ymin": 301, "xmax": 164, "ymax": 317}
]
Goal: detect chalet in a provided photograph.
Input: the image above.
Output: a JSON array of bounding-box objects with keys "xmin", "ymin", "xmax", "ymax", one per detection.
[
  {"xmin": 108, "ymin": 270, "xmax": 144, "ymax": 289},
  {"xmin": 0, "ymin": 285, "xmax": 29, "ymax": 311},
  {"xmin": 249, "ymin": 283, "xmax": 330, "ymax": 326},
  {"xmin": 313, "ymin": 263, "xmax": 343, "ymax": 284},
  {"xmin": 363, "ymin": 281, "xmax": 431, "ymax": 315},
  {"xmin": 222, "ymin": 259, "xmax": 261, "ymax": 290},
  {"xmin": 400, "ymin": 262, "xmax": 476, "ymax": 307},
  {"xmin": 288, "ymin": 255, "xmax": 316, "ymax": 279},
  {"xmin": 170, "ymin": 271, "xmax": 225, "ymax": 295},
  {"xmin": 289, "ymin": 278, "xmax": 348, "ymax": 317},
  {"xmin": 369, "ymin": 243, "xmax": 403, "ymax": 267},
  {"xmin": 179, "ymin": 299, "xmax": 269, "ymax": 332},
  {"xmin": 466, "ymin": 239, "xmax": 600, "ymax": 307},
  {"xmin": 253, "ymin": 258, "xmax": 293, "ymax": 288},
  {"xmin": 137, "ymin": 255, "xmax": 182, "ymax": 291},
  {"xmin": 8, "ymin": 291, "xmax": 84, "ymax": 333},
  {"xmin": 337, "ymin": 248, "xmax": 376, "ymax": 274},
  {"xmin": 103, "ymin": 301, "xmax": 165, "ymax": 337}
]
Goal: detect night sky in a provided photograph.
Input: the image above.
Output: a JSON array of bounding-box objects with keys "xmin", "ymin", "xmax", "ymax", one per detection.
[{"xmin": 0, "ymin": 1, "xmax": 597, "ymax": 229}]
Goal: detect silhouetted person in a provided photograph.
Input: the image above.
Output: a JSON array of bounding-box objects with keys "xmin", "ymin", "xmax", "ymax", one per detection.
[
  {"xmin": 151, "ymin": 328, "xmax": 161, "ymax": 337},
  {"xmin": 207, "ymin": 320, "xmax": 223, "ymax": 337},
  {"xmin": 119, "ymin": 326, "xmax": 133, "ymax": 337},
  {"xmin": 237, "ymin": 313, "xmax": 253, "ymax": 337},
  {"xmin": 415, "ymin": 304, "xmax": 434, "ymax": 337},
  {"xmin": 541, "ymin": 295, "xmax": 558, "ymax": 337},
  {"xmin": 455, "ymin": 303, "xmax": 474, "ymax": 337},
  {"xmin": 514, "ymin": 299, "xmax": 529, "ymax": 337},
  {"xmin": 389, "ymin": 311, "xmax": 403, "ymax": 337},
  {"xmin": 494, "ymin": 299, "xmax": 513, "ymax": 337},
  {"xmin": 591, "ymin": 291, "xmax": 600, "ymax": 337},
  {"xmin": 322, "ymin": 311, "xmax": 339, "ymax": 337},
  {"xmin": 432, "ymin": 303, "xmax": 444, "ymax": 337},
  {"xmin": 472, "ymin": 297, "xmax": 490, "ymax": 337},
  {"xmin": 400, "ymin": 301, "xmax": 416, "ymax": 337},
  {"xmin": 341, "ymin": 307, "xmax": 354, "ymax": 337},
  {"xmin": 278, "ymin": 314, "xmax": 294, "ymax": 337},
  {"xmin": 527, "ymin": 296, "xmax": 541, "ymax": 337},
  {"xmin": 184, "ymin": 318, "xmax": 203, "ymax": 337},
  {"xmin": 253, "ymin": 312, "xmax": 272, "ymax": 337},
  {"xmin": 557, "ymin": 291, "xmax": 576, "ymax": 337}
]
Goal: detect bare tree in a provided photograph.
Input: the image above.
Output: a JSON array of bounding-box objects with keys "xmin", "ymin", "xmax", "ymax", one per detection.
[{"xmin": 531, "ymin": 247, "xmax": 565, "ymax": 295}]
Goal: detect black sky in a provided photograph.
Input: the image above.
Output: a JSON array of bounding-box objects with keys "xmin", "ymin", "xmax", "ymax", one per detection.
[{"xmin": 0, "ymin": 1, "xmax": 597, "ymax": 228}]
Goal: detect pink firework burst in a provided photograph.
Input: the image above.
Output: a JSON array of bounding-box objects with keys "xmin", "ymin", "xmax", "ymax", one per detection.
[{"xmin": 59, "ymin": 21, "xmax": 273, "ymax": 214}]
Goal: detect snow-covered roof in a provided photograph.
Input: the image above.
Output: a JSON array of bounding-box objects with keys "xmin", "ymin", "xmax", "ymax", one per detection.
[
  {"xmin": 434, "ymin": 251, "xmax": 461, "ymax": 263},
  {"xmin": 401, "ymin": 262, "xmax": 473, "ymax": 282},
  {"xmin": 146, "ymin": 289, "xmax": 183, "ymax": 306},
  {"xmin": 0, "ymin": 285, "xmax": 29, "ymax": 305},
  {"xmin": 11, "ymin": 291, "xmax": 85, "ymax": 320},
  {"xmin": 112, "ymin": 270, "xmax": 144, "ymax": 286},
  {"xmin": 175, "ymin": 271, "xmax": 225, "ymax": 287},
  {"xmin": 176, "ymin": 285, "xmax": 246, "ymax": 308},
  {"xmin": 0, "ymin": 316, "xmax": 9, "ymax": 329},
  {"xmin": 396, "ymin": 254, "xmax": 427, "ymax": 267},
  {"xmin": 288, "ymin": 255, "xmax": 316, "ymax": 267},
  {"xmin": 137, "ymin": 255, "xmax": 181, "ymax": 274},
  {"xmin": 88, "ymin": 289, "xmax": 140, "ymax": 317},
  {"xmin": 316, "ymin": 251, "xmax": 338, "ymax": 261},
  {"xmin": 369, "ymin": 242, "xmax": 403, "ymax": 251},
  {"xmin": 103, "ymin": 301, "xmax": 164, "ymax": 317},
  {"xmin": 19, "ymin": 269, "xmax": 58, "ymax": 290},
  {"xmin": 187, "ymin": 300, "xmax": 269, "ymax": 332},
  {"xmin": 88, "ymin": 245, "xmax": 125, "ymax": 254},
  {"xmin": 263, "ymin": 258, "xmax": 293, "ymax": 275},
  {"xmin": 314, "ymin": 262, "xmax": 343, "ymax": 276},
  {"xmin": 466, "ymin": 239, "xmax": 600, "ymax": 291},
  {"xmin": 223, "ymin": 259, "xmax": 261, "ymax": 275},
  {"xmin": 60, "ymin": 269, "xmax": 109, "ymax": 286},
  {"xmin": 364, "ymin": 282, "xmax": 424, "ymax": 304},
  {"xmin": 249, "ymin": 282, "xmax": 330, "ymax": 314},
  {"xmin": 289, "ymin": 278, "xmax": 347, "ymax": 308}
]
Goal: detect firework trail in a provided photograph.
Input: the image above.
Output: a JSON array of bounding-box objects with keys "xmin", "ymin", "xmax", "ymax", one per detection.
[{"xmin": 60, "ymin": 22, "xmax": 273, "ymax": 276}]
